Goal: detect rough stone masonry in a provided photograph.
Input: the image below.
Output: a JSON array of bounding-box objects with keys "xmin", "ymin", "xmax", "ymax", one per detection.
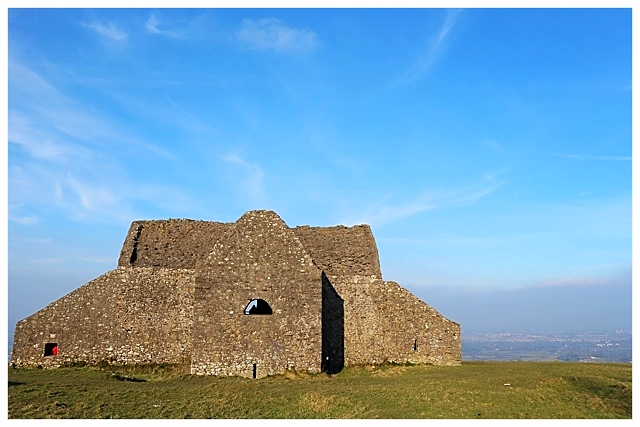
[{"xmin": 10, "ymin": 210, "xmax": 461, "ymax": 378}]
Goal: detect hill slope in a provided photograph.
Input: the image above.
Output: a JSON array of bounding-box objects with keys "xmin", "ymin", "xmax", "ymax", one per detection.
[{"xmin": 8, "ymin": 361, "xmax": 631, "ymax": 418}]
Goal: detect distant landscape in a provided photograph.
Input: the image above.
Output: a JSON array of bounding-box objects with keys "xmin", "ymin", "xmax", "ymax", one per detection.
[{"xmin": 462, "ymin": 330, "xmax": 632, "ymax": 363}]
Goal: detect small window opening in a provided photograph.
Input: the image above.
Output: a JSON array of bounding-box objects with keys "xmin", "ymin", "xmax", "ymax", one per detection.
[
  {"xmin": 244, "ymin": 299, "xmax": 272, "ymax": 315},
  {"xmin": 44, "ymin": 343, "xmax": 58, "ymax": 357},
  {"xmin": 413, "ymin": 339, "xmax": 418, "ymax": 351},
  {"xmin": 253, "ymin": 363, "xmax": 257, "ymax": 379}
]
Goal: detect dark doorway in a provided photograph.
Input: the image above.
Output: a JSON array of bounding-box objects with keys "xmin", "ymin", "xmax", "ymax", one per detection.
[
  {"xmin": 244, "ymin": 299, "xmax": 273, "ymax": 315},
  {"xmin": 321, "ymin": 273, "xmax": 344, "ymax": 375},
  {"xmin": 44, "ymin": 343, "xmax": 58, "ymax": 357}
]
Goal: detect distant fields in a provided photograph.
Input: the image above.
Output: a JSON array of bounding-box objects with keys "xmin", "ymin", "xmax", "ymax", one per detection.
[
  {"xmin": 462, "ymin": 331, "xmax": 633, "ymax": 363},
  {"xmin": 8, "ymin": 361, "xmax": 631, "ymax": 419}
]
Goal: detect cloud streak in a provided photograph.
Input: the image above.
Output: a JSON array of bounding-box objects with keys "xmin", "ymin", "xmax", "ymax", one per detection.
[
  {"xmin": 8, "ymin": 214, "xmax": 39, "ymax": 226},
  {"xmin": 84, "ymin": 21, "xmax": 128, "ymax": 41},
  {"xmin": 223, "ymin": 153, "xmax": 267, "ymax": 205},
  {"xmin": 236, "ymin": 18, "xmax": 319, "ymax": 52},
  {"xmin": 9, "ymin": 60, "xmax": 115, "ymax": 147},
  {"xmin": 145, "ymin": 12, "xmax": 185, "ymax": 38},
  {"xmin": 9, "ymin": 112, "xmax": 92, "ymax": 163},
  {"xmin": 532, "ymin": 277, "xmax": 608, "ymax": 288},
  {"xmin": 393, "ymin": 8, "xmax": 462, "ymax": 86},
  {"xmin": 8, "ymin": 59, "xmax": 196, "ymax": 225},
  {"xmin": 344, "ymin": 178, "xmax": 505, "ymax": 227},
  {"xmin": 549, "ymin": 153, "xmax": 631, "ymax": 161}
]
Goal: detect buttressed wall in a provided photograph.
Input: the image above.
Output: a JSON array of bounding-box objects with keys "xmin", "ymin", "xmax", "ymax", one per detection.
[{"xmin": 11, "ymin": 210, "xmax": 461, "ymax": 378}]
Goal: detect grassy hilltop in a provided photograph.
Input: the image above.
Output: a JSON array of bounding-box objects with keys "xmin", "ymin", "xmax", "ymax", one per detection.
[{"xmin": 8, "ymin": 361, "xmax": 631, "ymax": 419}]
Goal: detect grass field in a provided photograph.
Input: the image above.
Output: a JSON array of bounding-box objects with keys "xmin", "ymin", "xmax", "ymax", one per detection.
[{"xmin": 7, "ymin": 361, "xmax": 632, "ymax": 419}]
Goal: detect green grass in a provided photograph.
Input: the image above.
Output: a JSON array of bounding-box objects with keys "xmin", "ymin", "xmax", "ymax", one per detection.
[{"xmin": 8, "ymin": 361, "xmax": 631, "ymax": 419}]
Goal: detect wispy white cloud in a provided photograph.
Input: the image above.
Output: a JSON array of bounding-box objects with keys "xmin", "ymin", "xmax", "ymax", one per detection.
[
  {"xmin": 28, "ymin": 258, "xmax": 63, "ymax": 265},
  {"xmin": 9, "ymin": 58, "xmax": 172, "ymax": 155},
  {"xmin": 145, "ymin": 12, "xmax": 185, "ymax": 38},
  {"xmin": 84, "ymin": 21, "xmax": 128, "ymax": 41},
  {"xmin": 9, "ymin": 60, "xmax": 115, "ymax": 146},
  {"xmin": 533, "ymin": 277, "xmax": 607, "ymax": 288},
  {"xmin": 8, "ymin": 59, "xmax": 58, "ymax": 94},
  {"xmin": 236, "ymin": 18, "xmax": 319, "ymax": 52},
  {"xmin": 10, "ymin": 156, "xmax": 196, "ymax": 226},
  {"xmin": 457, "ymin": 181, "xmax": 504, "ymax": 205},
  {"xmin": 9, "ymin": 112, "xmax": 92, "ymax": 162},
  {"xmin": 482, "ymin": 166, "xmax": 513, "ymax": 183},
  {"xmin": 9, "ymin": 161, "xmax": 132, "ymax": 224},
  {"xmin": 351, "ymin": 197, "xmax": 436, "ymax": 227},
  {"xmin": 9, "ymin": 215, "xmax": 39, "ymax": 226},
  {"xmin": 163, "ymin": 96, "xmax": 220, "ymax": 137},
  {"xmin": 549, "ymin": 153, "xmax": 631, "ymax": 161},
  {"xmin": 66, "ymin": 174, "xmax": 121, "ymax": 214},
  {"xmin": 8, "ymin": 59, "xmax": 196, "ymax": 225},
  {"xmin": 343, "ymin": 178, "xmax": 505, "ymax": 227},
  {"xmin": 393, "ymin": 8, "xmax": 462, "ymax": 86},
  {"xmin": 145, "ymin": 12, "xmax": 163, "ymax": 34},
  {"xmin": 223, "ymin": 153, "xmax": 267, "ymax": 205}
]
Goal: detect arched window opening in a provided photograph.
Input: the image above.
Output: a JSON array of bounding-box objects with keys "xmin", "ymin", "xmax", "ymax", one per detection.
[
  {"xmin": 44, "ymin": 343, "xmax": 58, "ymax": 357},
  {"xmin": 244, "ymin": 299, "xmax": 272, "ymax": 315}
]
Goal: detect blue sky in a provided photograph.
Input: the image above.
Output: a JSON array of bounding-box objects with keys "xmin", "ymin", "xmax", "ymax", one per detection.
[{"xmin": 5, "ymin": 7, "xmax": 633, "ymax": 342}]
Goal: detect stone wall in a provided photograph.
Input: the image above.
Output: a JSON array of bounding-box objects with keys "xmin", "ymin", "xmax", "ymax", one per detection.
[
  {"xmin": 329, "ymin": 275, "xmax": 461, "ymax": 367},
  {"xmin": 191, "ymin": 211, "xmax": 324, "ymax": 378},
  {"xmin": 11, "ymin": 267, "xmax": 195, "ymax": 367},
  {"xmin": 293, "ymin": 225, "xmax": 382, "ymax": 278},
  {"xmin": 118, "ymin": 219, "xmax": 230, "ymax": 269}
]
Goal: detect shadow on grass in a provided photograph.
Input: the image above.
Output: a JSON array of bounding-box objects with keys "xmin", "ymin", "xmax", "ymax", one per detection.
[
  {"xmin": 110, "ymin": 373, "xmax": 147, "ymax": 382},
  {"xmin": 565, "ymin": 376, "xmax": 631, "ymax": 416}
]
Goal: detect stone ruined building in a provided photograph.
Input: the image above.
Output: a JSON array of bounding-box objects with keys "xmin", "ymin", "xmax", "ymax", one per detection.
[{"xmin": 10, "ymin": 210, "xmax": 461, "ymax": 378}]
